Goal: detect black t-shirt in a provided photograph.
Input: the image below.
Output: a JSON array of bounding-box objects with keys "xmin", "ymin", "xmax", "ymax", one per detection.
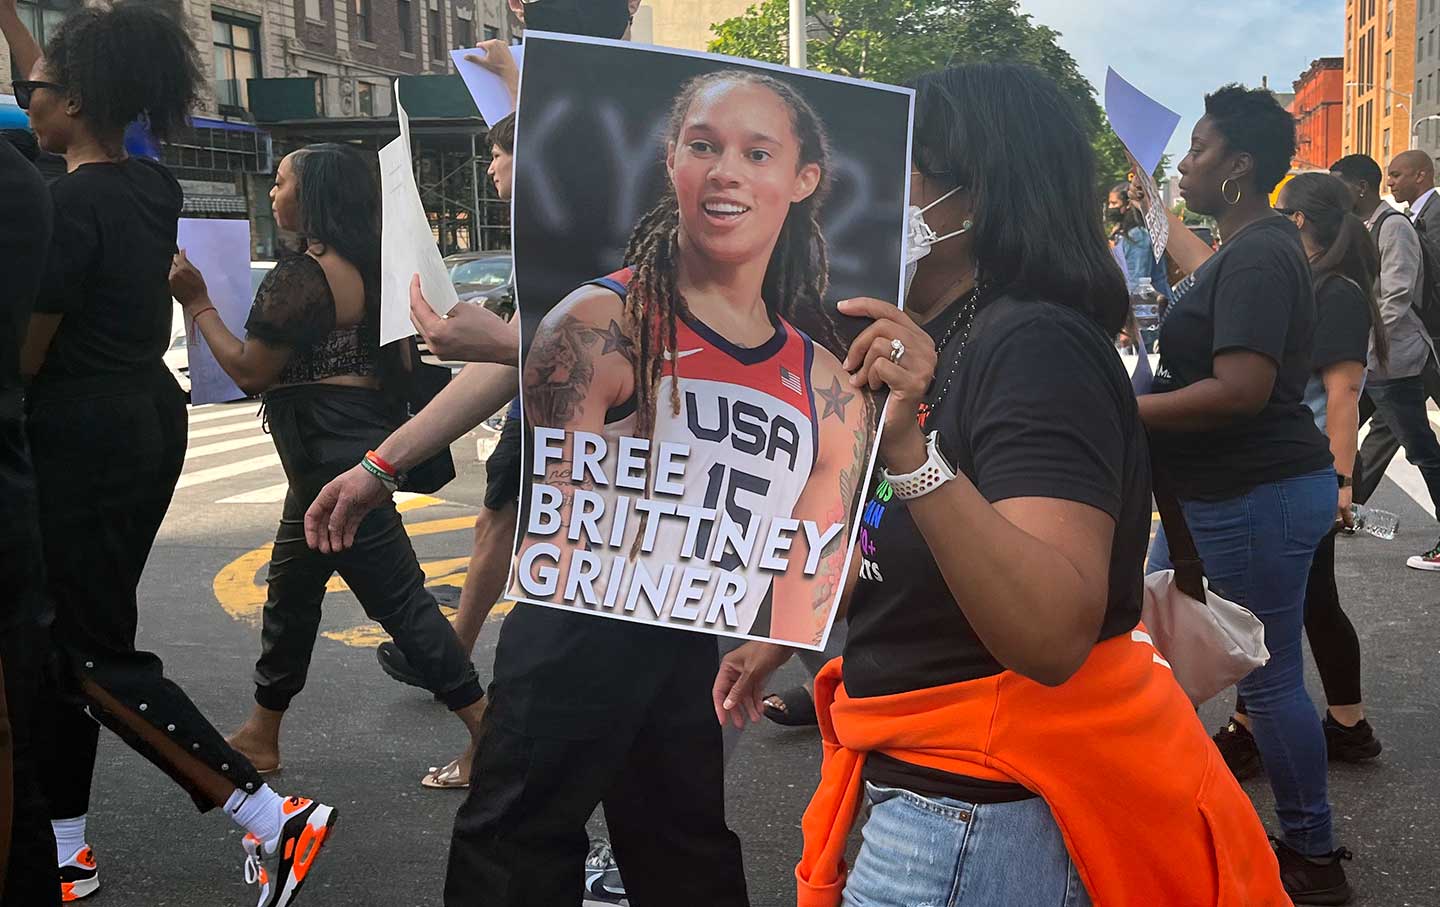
[
  {"xmin": 845, "ymin": 296, "xmax": 1151, "ymax": 694},
  {"xmin": 0, "ymin": 139, "xmax": 52, "ymax": 632},
  {"xmin": 1148, "ymin": 216, "xmax": 1333, "ymax": 499},
  {"xmin": 34, "ymin": 157, "xmax": 182, "ymax": 381},
  {"xmin": 1311, "ymin": 275, "xmax": 1372, "ymax": 371},
  {"xmin": 488, "ymin": 602, "xmax": 720, "ymax": 740}
]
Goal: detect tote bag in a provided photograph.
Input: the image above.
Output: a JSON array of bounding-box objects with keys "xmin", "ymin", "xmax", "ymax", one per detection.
[{"xmin": 1145, "ymin": 473, "xmax": 1269, "ymax": 706}]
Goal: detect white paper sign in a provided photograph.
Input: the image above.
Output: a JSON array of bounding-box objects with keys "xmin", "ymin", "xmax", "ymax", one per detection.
[
  {"xmin": 450, "ymin": 44, "xmax": 524, "ymax": 125},
  {"xmin": 176, "ymin": 217, "xmax": 251, "ymax": 404},
  {"xmin": 379, "ymin": 82, "xmax": 459, "ymax": 346}
]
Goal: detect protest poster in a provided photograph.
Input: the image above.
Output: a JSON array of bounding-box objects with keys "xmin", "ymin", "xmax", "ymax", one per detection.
[
  {"xmin": 379, "ymin": 81, "xmax": 459, "ymax": 346},
  {"xmin": 1104, "ymin": 68, "xmax": 1181, "ymax": 263},
  {"xmin": 176, "ymin": 217, "xmax": 250, "ymax": 404},
  {"xmin": 450, "ymin": 44, "xmax": 525, "ymax": 126},
  {"xmin": 505, "ymin": 33, "xmax": 913, "ymax": 649}
]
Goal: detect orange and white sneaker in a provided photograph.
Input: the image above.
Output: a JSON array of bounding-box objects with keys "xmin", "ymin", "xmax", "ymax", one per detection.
[
  {"xmin": 58, "ymin": 845, "xmax": 99, "ymax": 901},
  {"xmin": 242, "ymin": 797, "xmax": 338, "ymax": 907}
]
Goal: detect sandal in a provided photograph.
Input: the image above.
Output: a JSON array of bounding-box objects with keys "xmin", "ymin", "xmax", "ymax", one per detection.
[
  {"xmin": 421, "ymin": 758, "xmax": 469, "ymax": 790},
  {"xmin": 762, "ymin": 685, "xmax": 817, "ymax": 727}
]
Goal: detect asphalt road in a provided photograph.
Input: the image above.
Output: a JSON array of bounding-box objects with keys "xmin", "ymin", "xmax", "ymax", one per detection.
[{"xmin": 59, "ymin": 401, "xmax": 1440, "ymax": 906}]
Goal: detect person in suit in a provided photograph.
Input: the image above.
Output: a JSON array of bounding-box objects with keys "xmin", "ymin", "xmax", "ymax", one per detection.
[
  {"xmin": 1358, "ymin": 151, "xmax": 1440, "ymax": 513},
  {"xmin": 1334, "ymin": 153, "xmax": 1440, "ymax": 571}
]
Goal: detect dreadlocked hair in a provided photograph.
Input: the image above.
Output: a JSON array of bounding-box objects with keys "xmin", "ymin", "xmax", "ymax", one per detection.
[{"xmin": 620, "ymin": 69, "xmax": 840, "ymax": 444}]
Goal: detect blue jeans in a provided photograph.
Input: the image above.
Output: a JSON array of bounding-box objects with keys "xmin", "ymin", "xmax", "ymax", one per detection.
[
  {"xmin": 1148, "ymin": 468, "xmax": 1337, "ymax": 856},
  {"xmin": 842, "ymin": 783, "xmax": 1091, "ymax": 907}
]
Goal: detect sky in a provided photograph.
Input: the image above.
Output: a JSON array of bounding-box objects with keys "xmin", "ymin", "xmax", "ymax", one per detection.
[{"xmin": 1019, "ymin": 0, "xmax": 1347, "ymax": 176}]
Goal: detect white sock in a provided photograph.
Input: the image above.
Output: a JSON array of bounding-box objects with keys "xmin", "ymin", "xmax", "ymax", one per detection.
[
  {"xmin": 53, "ymin": 815, "xmax": 87, "ymax": 862},
  {"xmin": 224, "ymin": 785, "xmax": 285, "ymax": 851}
]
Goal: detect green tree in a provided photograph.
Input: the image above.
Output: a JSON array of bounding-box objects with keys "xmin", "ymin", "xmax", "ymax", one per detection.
[{"xmin": 710, "ymin": 0, "xmax": 1155, "ymax": 193}]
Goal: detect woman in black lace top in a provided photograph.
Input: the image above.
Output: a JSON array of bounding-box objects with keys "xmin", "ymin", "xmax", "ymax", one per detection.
[{"xmin": 170, "ymin": 143, "xmax": 487, "ymax": 789}]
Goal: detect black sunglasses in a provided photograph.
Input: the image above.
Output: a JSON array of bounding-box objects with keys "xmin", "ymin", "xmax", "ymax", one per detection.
[
  {"xmin": 1274, "ymin": 207, "xmax": 1300, "ymax": 218},
  {"xmin": 12, "ymin": 80, "xmax": 64, "ymax": 110}
]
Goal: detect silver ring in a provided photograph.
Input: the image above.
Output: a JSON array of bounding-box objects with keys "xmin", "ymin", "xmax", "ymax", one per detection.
[{"xmin": 889, "ymin": 337, "xmax": 906, "ymax": 364}]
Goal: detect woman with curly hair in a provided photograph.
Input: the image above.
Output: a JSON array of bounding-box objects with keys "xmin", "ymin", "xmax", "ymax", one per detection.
[{"xmin": 1, "ymin": 3, "xmax": 335, "ymax": 904}]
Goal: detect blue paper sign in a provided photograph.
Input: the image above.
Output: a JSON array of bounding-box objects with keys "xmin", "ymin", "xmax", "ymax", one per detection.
[{"xmin": 1104, "ymin": 68, "xmax": 1181, "ymax": 175}]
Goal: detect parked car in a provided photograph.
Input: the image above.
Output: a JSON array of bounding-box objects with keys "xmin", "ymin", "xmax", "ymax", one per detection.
[
  {"xmin": 444, "ymin": 250, "xmax": 514, "ymax": 321},
  {"xmin": 165, "ymin": 260, "xmax": 276, "ymax": 397}
]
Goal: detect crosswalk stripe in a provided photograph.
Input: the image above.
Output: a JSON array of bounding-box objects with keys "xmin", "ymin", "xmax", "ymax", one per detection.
[
  {"xmin": 217, "ymin": 482, "xmax": 290, "ymax": 505},
  {"xmin": 189, "ymin": 419, "xmax": 261, "ymax": 440},
  {"xmin": 187, "ymin": 406, "xmax": 258, "ymax": 425},
  {"xmin": 185, "ymin": 435, "xmax": 274, "ymax": 460},
  {"xmin": 176, "ymin": 453, "xmax": 282, "ymax": 489}
]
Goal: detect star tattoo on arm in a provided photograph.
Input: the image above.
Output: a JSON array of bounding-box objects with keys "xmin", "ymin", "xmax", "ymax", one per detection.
[
  {"xmin": 817, "ymin": 376, "xmax": 855, "ymax": 421},
  {"xmin": 593, "ymin": 319, "xmax": 636, "ymax": 362}
]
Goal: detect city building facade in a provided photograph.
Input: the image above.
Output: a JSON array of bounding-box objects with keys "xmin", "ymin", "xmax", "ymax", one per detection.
[
  {"xmin": 2, "ymin": 0, "xmax": 514, "ymax": 257},
  {"xmin": 1291, "ymin": 57, "xmax": 1345, "ymax": 171},
  {"xmin": 1413, "ymin": 0, "xmax": 1440, "ymax": 159},
  {"xmin": 1344, "ymin": 0, "xmax": 1417, "ymax": 164}
]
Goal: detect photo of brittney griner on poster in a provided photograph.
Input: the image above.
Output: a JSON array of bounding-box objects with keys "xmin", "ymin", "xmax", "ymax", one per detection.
[{"xmin": 506, "ymin": 34, "xmax": 913, "ymax": 648}]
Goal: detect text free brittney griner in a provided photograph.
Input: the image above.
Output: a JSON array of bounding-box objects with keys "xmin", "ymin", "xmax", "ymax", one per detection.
[{"xmin": 517, "ymin": 427, "xmax": 845, "ymax": 630}]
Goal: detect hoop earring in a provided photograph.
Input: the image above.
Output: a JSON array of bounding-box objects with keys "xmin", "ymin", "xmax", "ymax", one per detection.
[{"xmin": 1221, "ymin": 179, "xmax": 1243, "ymax": 206}]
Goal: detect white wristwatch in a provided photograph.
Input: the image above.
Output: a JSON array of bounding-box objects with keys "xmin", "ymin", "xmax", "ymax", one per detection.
[{"xmin": 879, "ymin": 431, "xmax": 957, "ymax": 500}]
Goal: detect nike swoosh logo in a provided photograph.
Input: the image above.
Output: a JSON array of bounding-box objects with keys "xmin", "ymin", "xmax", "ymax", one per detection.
[{"xmin": 663, "ymin": 348, "xmax": 704, "ymax": 360}]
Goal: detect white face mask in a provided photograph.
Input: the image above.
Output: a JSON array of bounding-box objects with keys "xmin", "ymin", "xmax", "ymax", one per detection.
[{"xmin": 903, "ymin": 184, "xmax": 969, "ymax": 295}]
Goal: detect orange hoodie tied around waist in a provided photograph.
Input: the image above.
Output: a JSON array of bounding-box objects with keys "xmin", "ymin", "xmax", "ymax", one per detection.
[{"xmin": 796, "ymin": 627, "xmax": 1292, "ymax": 907}]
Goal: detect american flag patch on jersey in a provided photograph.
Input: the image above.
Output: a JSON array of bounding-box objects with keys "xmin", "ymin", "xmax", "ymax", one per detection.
[{"xmin": 779, "ymin": 366, "xmax": 804, "ymax": 395}]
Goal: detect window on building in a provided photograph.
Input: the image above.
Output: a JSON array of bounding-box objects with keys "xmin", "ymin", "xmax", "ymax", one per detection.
[
  {"xmin": 1385, "ymin": 50, "xmax": 1392, "ymax": 113},
  {"xmin": 398, "ymin": 0, "xmax": 413, "ymax": 52},
  {"xmin": 212, "ymin": 14, "xmax": 260, "ymax": 112},
  {"xmin": 1383, "ymin": 127, "xmax": 1391, "ymax": 163},
  {"xmin": 429, "ymin": 5, "xmax": 443, "ymax": 60},
  {"xmin": 305, "ymin": 0, "xmax": 322, "ymax": 20},
  {"xmin": 354, "ymin": 0, "xmax": 372, "ymax": 42},
  {"xmin": 454, "ymin": 16, "xmax": 471, "ymax": 48},
  {"xmin": 484, "ymin": 24, "xmax": 499, "ymax": 40},
  {"xmin": 12, "ymin": 0, "xmax": 79, "ymax": 79},
  {"xmin": 308, "ymin": 71, "xmax": 327, "ymax": 115},
  {"xmin": 357, "ymin": 81, "xmax": 375, "ymax": 117},
  {"xmin": 1432, "ymin": 28, "xmax": 1437, "ymax": 56}
]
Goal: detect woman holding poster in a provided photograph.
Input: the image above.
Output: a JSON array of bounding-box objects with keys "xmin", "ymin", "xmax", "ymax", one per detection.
[
  {"xmin": 514, "ymin": 69, "xmax": 871, "ymax": 648},
  {"xmin": 170, "ymin": 144, "xmax": 488, "ymax": 794},
  {"xmin": 716, "ymin": 64, "xmax": 1291, "ymax": 907}
]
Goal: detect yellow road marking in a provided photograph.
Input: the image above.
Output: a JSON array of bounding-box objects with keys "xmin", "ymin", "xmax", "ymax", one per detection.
[{"xmin": 212, "ymin": 495, "xmax": 512, "ymax": 649}]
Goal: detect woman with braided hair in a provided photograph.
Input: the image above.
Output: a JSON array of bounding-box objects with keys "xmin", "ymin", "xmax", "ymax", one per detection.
[
  {"xmin": 446, "ymin": 68, "xmax": 869, "ymax": 906},
  {"xmin": 514, "ymin": 68, "xmax": 869, "ymax": 647}
]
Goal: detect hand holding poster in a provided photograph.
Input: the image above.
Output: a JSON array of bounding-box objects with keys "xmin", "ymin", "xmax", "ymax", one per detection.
[
  {"xmin": 1104, "ymin": 68, "xmax": 1181, "ymax": 263},
  {"xmin": 505, "ymin": 34, "xmax": 913, "ymax": 650}
]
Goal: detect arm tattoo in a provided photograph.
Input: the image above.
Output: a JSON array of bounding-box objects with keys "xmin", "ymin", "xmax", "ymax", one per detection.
[
  {"xmin": 525, "ymin": 315, "xmax": 633, "ymax": 426},
  {"xmin": 542, "ymin": 462, "xmax": 596, "ymax": 550},
  {"xmin": 807, "ymin": 392, "xmax": 876, "ymax": 644},
  {"xmin": 817, "ymin": 376, "xmax": 855, "ymax": 422}
]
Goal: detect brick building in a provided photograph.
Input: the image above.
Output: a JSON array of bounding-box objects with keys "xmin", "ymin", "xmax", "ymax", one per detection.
[
  {"xmin": 1343, "ymin": 0, "xmax": 1417, "ymax": 163},
  {"xmin": 1, "ymin": 0, "xmax": 514, "ymax": 256},
  {"xmin": 1291, "ymin": 57, "xmax": 1345, "ymax": 171}
]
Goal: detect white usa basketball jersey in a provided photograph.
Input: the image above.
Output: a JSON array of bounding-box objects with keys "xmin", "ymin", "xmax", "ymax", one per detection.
[{"xmin": 592, "ymin": 268, "xmax": 819, "ymax": 638}]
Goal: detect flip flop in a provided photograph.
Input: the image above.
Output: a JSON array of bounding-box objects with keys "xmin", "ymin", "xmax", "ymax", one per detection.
[
  {"xmin": 421, "ymin": 758, "xmax": 469, "ymax": 790},
  {"xmin": 762, "ymin": 685, "xmax": 818, "ymax": 727}
]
